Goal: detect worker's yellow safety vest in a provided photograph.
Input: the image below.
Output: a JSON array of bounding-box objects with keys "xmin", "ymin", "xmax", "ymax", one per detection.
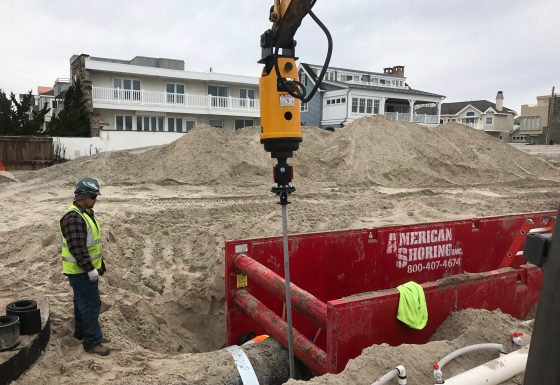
[{"xmin": 60, "ymin": 204, "xmax": 102, "ymax": 274}]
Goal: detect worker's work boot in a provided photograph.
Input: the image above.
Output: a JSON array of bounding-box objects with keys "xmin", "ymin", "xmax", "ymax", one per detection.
[{"xmin": 85, "ymin": 344, "xmax": 111, "ymax": 356}]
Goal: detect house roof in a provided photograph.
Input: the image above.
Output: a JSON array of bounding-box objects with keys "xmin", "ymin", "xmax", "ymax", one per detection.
[
  {"xmin": 300, "ymin": 63, "xmax": 327, "ymax": 91},
  {"xmin": 38, "ymin": 86, "xmax": 54, "ymax": 96},
  {"xmin": 441, "ymin": 100, "xmax": 516, "ymax": 116},
  {"xmin": 299, "ymin": 63, "xmax": 444, "ymax": 99},
  {"xmin": 330, "ymin": 81, "xmax": 445, "ymax": 98},
  {"xmin": 302, "ymin": 62, "xmax": 400, "ymax": 78}
]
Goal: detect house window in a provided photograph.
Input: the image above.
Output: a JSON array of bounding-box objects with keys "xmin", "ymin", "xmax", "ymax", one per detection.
[
  {"xmin": 485, "ymin": 117, "xmax": 493, "ymax": 125},
  {"xmin": 327, "ymin": 100, "xmax": 331, "ymax": 105},
  {"xmin": 209, "ymin": 119, "xmax": 223, "ymax": 128},
  {"xmin": 301, "ymin": 102, "xmax": 308, "ymax": 112},
  {"xmin": 167, "ymin": 117, "xmax": 183, "ymax": 132},
  {"xmin": 521, "ymin": 117, "xmax": 540, "ymax": 130},
  {"xmin": 166, "ymin": 83, "xmax": 185, "ymax": 104},
  {"xmin": 116, "ymin": 115, "xmax": 133, "ymax": 131},
  {"xmin": 239, "ymin": 88, "xmax": 255, "ymax": 108},
  {"xmin": 175, "ymin": 118, "xmax": 183, "ymax": 132},
  {"xmin": 346, "ymin": 75, "xmax": 353, "ymax": 81},
  {"xmin": 341, "ymin": 98, "xmax": 346, "ymax": 103},
  {"xmin": 114, "ymin": 78, "xmax": 140, "ymax": 101},
  {"xmin": 208, "ymin": 85, "xmax": 229, "ymax": 108},
  {"xmin": 359, "ymin": 98, "xmax": 366, "ymax": 113},
  {"xmin": 235, "ymin": 119, "xmax": 254, "ymax": 130},
  {"xmin": 300, "ymin": 73, "xmax": 307, "ymax": 86},
  {"xmin": 137, "ymin": 115, "xmax": 165, "ymax": 131},
  {"xmin": 465, "ymin": 111, "xmax": 477, "ymax": 124},
  {"xmin": 351, "ymin": 97, "xmax": 379, "ymax": 114},
  {"xmin": 186, "ymin": 120, "xmax": 196, "ymax": 132}
]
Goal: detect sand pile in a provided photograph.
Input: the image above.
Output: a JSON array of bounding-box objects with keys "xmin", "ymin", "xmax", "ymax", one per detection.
[
  {"xmin": 17, "ymin": 117, "xmax": 560, "ymax": 188},
  {"xmin": 17, "ymin": 125, "xmax": 272, "ymax": 187},
  {"xmin": 295, "ymin": 116, "xmax": 559, "ymax": 187},
  {"xmin": 288, "ymin": 309, "xmax": 531, "ymax": 385}
]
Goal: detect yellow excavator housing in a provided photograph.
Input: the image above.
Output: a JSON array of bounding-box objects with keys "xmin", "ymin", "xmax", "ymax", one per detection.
[{"xmin": 259, "ymin": 57, "xmax": 302, "ymax": 144}]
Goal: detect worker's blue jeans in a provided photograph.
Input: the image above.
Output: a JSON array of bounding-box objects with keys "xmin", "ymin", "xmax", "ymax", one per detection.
[{"xmin": 68, "ymin": 273, "xmax": 103, "ymax": 349}]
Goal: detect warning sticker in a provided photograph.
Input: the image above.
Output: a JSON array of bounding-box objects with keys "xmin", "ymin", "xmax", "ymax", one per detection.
[
  {"xmin": 236, "ymin": 274, "xmax": 248, "ymax": 288},
  {"xmin": 235, "ymin": 244, "xmax": 248, "ymax": 253},
  {"xmin": 279, "ymin": 95, "xmax": 295, "ymax": 107}
]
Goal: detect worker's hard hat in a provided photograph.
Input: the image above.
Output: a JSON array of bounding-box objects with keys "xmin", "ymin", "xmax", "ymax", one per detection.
[{"xmin": 74, "ymin": 177, "xmax": 101, "ymax": 196}]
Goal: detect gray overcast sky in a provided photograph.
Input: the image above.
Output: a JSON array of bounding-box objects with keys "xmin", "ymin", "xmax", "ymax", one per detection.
[{"xmin": 1, "ymin": 0, "xmax": 558, "ymax": 113}]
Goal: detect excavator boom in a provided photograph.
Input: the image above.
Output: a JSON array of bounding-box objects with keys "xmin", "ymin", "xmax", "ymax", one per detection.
[{"xmin": 270, "ymin": 0, "xmax": 313, "ymax": 48}]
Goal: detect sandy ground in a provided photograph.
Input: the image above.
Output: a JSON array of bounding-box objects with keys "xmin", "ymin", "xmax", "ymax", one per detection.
[
  {"xmin": 1, "ymin": 116, "xmax": 559, "ymax": 384},
  {"xmin": 511, "ymin": 143, "xmax": 560, "ymax": 165}
]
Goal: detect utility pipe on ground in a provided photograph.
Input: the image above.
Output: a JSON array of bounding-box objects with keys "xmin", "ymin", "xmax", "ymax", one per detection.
[{"xmin": 439, "ymin": 345, "xmax": 529, "ymax": 385}]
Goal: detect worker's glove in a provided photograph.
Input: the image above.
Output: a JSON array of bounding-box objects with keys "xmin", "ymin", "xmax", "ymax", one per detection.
[{"xmin": 87, "ymin": 269, "xmax": 100, "ymax": 282}]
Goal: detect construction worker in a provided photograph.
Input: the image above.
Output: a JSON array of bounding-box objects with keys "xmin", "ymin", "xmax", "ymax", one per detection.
[{"xmin": 60, "ymin": 177, "xmax": 110, "ymax": 356}]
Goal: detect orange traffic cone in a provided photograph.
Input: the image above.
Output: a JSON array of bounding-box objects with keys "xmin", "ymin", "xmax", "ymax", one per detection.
[{"xmin": 0, "ymin": 159, "xmax": 5, "ymax": 172}]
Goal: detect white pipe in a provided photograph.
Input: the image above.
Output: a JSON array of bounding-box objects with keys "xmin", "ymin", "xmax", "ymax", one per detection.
[
  {"xmin": 440, "ymin": 345, "xmax": 529, "ymax": 385},
  {"xmin": 371, "ymin": 365, "xmax": 407, "ymax": 385},
  {"xmin": 520, "ymin": 319, "xmax": 534, "ymax": 327},
  {"xmin": 437, "ymin": 343, "xmax": 504, "ymax": 371}
]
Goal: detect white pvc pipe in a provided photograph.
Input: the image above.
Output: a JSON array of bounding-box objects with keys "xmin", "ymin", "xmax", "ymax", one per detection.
[
  {"xmin": 440, "ymin": 345, "xmax": 529, "ymax": 385},
  {"xmin": 520, "ymin": 319, "xmax": 534, "ymax": 327},
  {"xmin": 371, "ymin": 365, "xmax": 407, "ymax": 385},
  {"xmin": 437, "ymin": 343, "xmax": 504, "ymax": 371}
]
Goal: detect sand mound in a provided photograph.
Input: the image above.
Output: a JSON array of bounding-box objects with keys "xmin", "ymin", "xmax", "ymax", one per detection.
[
  {"xmin": 296, "ymin": 116, "xmax": 559, "ymax": 187},
  {"xmin": 288, "ymin": 309, "xmax": 531, "ymax": 385},
  {"xmin": 18, "ymin": 125, "xmax": 272, "ymax": 186},
  {"xmin": 18, "ymin": 118, "xmax": 560, "ymax": 188},
  {"xmin": 0, "ymin": 170, "xmax": 17, "ymax": 182}
]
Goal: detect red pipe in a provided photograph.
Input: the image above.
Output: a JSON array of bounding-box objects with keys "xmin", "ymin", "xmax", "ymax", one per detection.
[
  {"xmin": 234, "ymin": 254, "xmax": 327, "ymax": 328},
  {"xmin": 233, "ymin": 289, "xmax": 327, "ymax": 375}
]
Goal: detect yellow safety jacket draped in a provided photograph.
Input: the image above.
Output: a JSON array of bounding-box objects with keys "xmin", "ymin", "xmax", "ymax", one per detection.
[{"xmin": 60, "ymin": 204, "xmax": 102, "ymax": 274}]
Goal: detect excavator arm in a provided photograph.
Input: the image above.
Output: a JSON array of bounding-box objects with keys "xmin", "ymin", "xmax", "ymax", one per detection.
[
  {"xmin": 258, "ymin": 0, "xmax": 330, "ymax": 201},
  {"xmin": 269, "ymin": 0, "xmax": 313, "ymax": 49},
  {"xmin": 255, "ymin": 1, "xmax": 332, "ymax": 380}
]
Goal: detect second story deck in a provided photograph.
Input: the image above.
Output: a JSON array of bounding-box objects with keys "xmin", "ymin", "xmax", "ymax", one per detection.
[
  {"xmin": 92, "ymin": 87, "xmax": 260, "ymax": 116},
  {"xmin": 85, "ymin": 56, "xmax": 260, "ymax": 117}
]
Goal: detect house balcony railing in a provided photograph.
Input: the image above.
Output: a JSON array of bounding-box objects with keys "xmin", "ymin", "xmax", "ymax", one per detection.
[
  {"xmin": 384, "ymin": 112, "xmax": 439, "ymax": 124},
  {"xmin": 344, "ymin": 79, "xmax": 406, "ymax": 89},
  {"xmin": 91, "ymin": 87, "xmax": 259, "ymax": 112},
  {"xmin": 457, "ymin": 120, "xmax": 484, "ymax": 130}
]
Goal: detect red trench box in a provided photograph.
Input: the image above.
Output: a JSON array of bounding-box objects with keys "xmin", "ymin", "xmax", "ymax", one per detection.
[{"xmin": 225, "ymin": 211, "xmax": 554, "ymax": 374}]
